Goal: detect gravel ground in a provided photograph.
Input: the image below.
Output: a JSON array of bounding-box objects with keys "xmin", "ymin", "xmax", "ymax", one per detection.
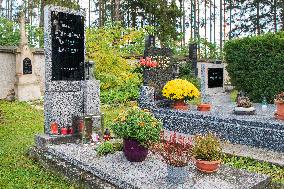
[{"xmin": 48, "ymin": 143, "xmax": 271, "ymax": 189}]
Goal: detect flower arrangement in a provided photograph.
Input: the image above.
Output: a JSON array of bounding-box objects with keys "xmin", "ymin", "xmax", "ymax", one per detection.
[
  {"xmin": 192, "ymin": 133, "xmax": 222, "ymax": 161},
  {"xmin": 162, "ymin": 79, "xmax": 200, "ymax": 101},
  {"xmin": 237, "ymin": 97, "xmax": 253, "ymax": 108},
  {"xmin": 275, "ymin": 92, "xmax": 284, "ymax": 103},
  {"xmin": 111, "ymin": 107, "xmax": 162, "ymax": 146},
  {"xmin": 140, "ymin": 57, "xmax": 158, "ymax": 68},
  {"xmin": 151, "ymin": 131, "xmax": 192, "ymax": 167}
]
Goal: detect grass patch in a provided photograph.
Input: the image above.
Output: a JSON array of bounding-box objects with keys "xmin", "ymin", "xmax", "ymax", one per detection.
[
  {"xmin": 223, "ymin": 155, "xmax": 284, "ymax": 185},
  {"xmin": 0, "ymin": 100, "xmax": 76, "ymax": 189}
]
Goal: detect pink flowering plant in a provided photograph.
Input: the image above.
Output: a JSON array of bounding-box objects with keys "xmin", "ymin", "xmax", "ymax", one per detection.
[
  {"xmin": 150, "ymin": 131, "xmax": 192, "ymax": 167},
  {"xmin": 140, "ymin": 57, "xmax": 158, "ymax": 68}
]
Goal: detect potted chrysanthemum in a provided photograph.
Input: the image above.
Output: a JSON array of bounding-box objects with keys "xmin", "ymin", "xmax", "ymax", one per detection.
[
  {"xmin": 162, "ymin": 79, "xmax": 200, "ymax": 110},
  {"xmin": 111, "ymin": 107, "xmax": 162, "ymax": 162}
]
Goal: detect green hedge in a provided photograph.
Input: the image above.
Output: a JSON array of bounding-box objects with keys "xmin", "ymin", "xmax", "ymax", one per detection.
[{"xmin": 224, "ymin": 32, "xmax": 284, "ymax": 103}]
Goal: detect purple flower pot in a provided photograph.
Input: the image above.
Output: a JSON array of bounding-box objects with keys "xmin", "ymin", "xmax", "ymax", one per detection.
[{"xmin": 123, "ymin": 139, "xmax": 148, "ymax": 162}]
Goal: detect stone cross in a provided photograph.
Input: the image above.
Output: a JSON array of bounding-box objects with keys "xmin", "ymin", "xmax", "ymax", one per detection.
[{"xmin": 19, "ymin": 12, "xmax": 28, "ymax": 47}]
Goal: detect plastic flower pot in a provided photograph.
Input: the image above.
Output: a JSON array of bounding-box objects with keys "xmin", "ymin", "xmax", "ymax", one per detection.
[
  {"xmin": 123, "ymin": 139, "xmax": 148, "ymax": 162},
  {"xmin": 172, "ymin": 100, "xmax": 188, "ymax": 110},
  {"xmin": 192, "ymin": 157, "xmax": 221, "ymax": 173},
  {"xmin": 275, "ymin": 101, "xmax": 284, "ymax": 120},
  {"xmin": 197, "ymin": 103, "xmax": 211, "ymax": 112}
]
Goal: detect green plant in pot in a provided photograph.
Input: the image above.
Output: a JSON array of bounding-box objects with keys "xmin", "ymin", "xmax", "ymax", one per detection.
[
  {"xmin": 234, "ymin": 96, "xmax": 256, "ymax": 115},
  {"xmin": 275, "ymin": 92, "xmax": 284, "ymax": 120},
  {"xmin": 192, "ymin": 133, "xmax": 222, "ymax": 173},
  {"xmin": 111, "ymin": 107, "xmax": 162, "ymax": 162}
]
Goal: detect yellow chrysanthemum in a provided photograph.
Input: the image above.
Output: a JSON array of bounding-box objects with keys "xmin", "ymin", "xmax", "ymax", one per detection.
[{"xmin": 162, "ymin": 79, "xmax": 200, "ymax": 100}]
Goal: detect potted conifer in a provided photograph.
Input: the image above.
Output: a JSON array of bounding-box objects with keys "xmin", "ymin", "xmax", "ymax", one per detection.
[{"xmin": 192, "ymin": 133, "xmax": 222, "ymax": 173}]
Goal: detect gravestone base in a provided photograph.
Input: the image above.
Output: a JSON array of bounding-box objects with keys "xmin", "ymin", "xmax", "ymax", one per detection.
[
  {"xmin": 30, "ymin": 143, "xmax": 271, "ymax": 189},
  {"xmin": 15, "ymin": 75, "xmax": 41, "ymax": 101},
  {"xmin": 35, "ymin": 134, "xmax": 80, "ymax": 149}
]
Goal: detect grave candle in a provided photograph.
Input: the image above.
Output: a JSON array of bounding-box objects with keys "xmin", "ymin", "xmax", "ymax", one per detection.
[
  {"xmin": 50, "ymin": 121, "xmax": 58, "ymax": 135},
  {"xmin": 61, "ymin": 127, "xmax": 68, "ymax": 135}
]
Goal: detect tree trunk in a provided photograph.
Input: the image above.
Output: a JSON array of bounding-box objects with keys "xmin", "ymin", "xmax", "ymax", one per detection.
[
  {"xmin": 39, "ymin": 0, "xmax": 45, "ymax": 27},
  {"xmin": 114, "ymin": 0, "xmax": 120, "ymax": 21},
  {"xmin": 256, "ymin": 0, "xmax": 260, "ymax": 35},
  {"xmin": 99, "ymin": 0, "xmax": 103, "ymax": 27}
]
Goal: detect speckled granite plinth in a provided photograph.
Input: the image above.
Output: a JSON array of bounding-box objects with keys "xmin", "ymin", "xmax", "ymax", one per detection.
[
  {"xmin": 35, "ymin": 134, "xmax": 79, "ymax": 148},
  {"xmin": 149, "ymin": 107, "xmax": 284, "ymax": 152},
  {"xmin": 83, "ymin": 80, "xmax": 100, "ymax": 115},
  {"xmin": 43, "ymin": 6, "xmax": 101, "ymax": 135},
  {"xmin": 138, "ymin": 89, "xmax": 284, "ymax": 152},
  {"xmin": 31, "ymin": 144, "xmax": 271, "ymax": 189},
  {"xmin": 138, "ymin": 86, "xmax": 155, "ymax": 109}
]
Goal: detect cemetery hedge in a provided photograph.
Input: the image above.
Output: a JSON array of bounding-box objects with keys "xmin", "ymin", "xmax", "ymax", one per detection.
[{"xmin": 224, "ymin": 32, "xmax": 284, "ymax": 103}]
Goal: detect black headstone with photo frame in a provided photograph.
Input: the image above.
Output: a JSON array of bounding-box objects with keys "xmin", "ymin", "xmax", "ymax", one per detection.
[
  {"xmin": 208, "ymin": 68, "xmax": 224, "ymax": 88},
  {"xmin": 23, "ymin": 58, "xmax": 32, "ymax": 75},
  {"xmin": 51, "ymin": 11, "xmax": 85, "ymax": 81}
]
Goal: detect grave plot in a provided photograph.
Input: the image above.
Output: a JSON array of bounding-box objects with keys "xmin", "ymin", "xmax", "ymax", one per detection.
[
  {"xmin": 139, "ymin": 87, "xmax": 284, "ymax": 153},
  {"xmin": 31, "ymin": 143, "xmax": 271, "ymax": 189}
]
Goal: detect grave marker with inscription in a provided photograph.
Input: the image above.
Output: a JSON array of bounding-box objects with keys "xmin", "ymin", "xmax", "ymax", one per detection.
[
  {"xmin": 43, "ymin": 6, "xmax": 100, "ymax": 137},
  {"xmin": 23, "ymin": 58, "xmax": 32, "ymax": 75}
]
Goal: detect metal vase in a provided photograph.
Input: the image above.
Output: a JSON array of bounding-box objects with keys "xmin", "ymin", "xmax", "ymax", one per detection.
[{"xmin": 167, "ymin": 165, "xmax": 187, "ymax": 184}]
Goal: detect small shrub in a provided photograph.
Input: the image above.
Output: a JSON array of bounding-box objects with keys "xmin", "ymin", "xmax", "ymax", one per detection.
[
  {"xmin": 192, "ymin": 133, "xmax": 222, "ymax": 161},
  {"xmin": 151, "ymin": 131, "xmax": 192, "ymax": 167},
  {"xmin": 275, "ymin": 92, "xmax": 284, "ymax": 103},
  {"xmin": 96, "ymin": 141, "xmax": 115, "ymax": 156},
  {"xmin": 237, "ymin": 97, "xmax": 253, "ymax": 108}
]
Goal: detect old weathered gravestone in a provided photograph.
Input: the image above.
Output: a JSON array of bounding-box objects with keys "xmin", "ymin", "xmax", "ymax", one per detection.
[
  {"xmin": 14, "ymin": 13, "xmax": 41, "ymax": 101},
  {"xmin": 36, "ymin": 6, "xmax": 100, "ymax": 147}
]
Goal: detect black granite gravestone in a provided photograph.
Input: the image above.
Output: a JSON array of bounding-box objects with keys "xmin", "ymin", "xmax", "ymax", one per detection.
[
  {"xmin": 208, "ymin": 68, "xmax": 223, "ymax": 88},
  {"xmin": 51, "ymin": 11, "xmax": 85, "ymax": 81},
  {"xmin": 23, "ymin": 58, "xmax": 32, "ymax": 74}
]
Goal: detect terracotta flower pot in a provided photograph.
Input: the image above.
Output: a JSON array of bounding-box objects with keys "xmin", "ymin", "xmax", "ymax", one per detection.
[
  {"xmin": 172, "ymin": 100, "xmax": 188, "ymax": 110},
  {"xmin": 123, "ymin": 139, "xmax": 148, "ymax": 162},
  {"xmin": 275, "ymin": 101, "xmax": 284, "ymax": 120},
  {"xmin": 193, "ymin": 157, "xmax": 221, "ymax": 173},
  {"xmin": 197, "ymin": 103, "xmax": 211, "ymax": 112}
]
